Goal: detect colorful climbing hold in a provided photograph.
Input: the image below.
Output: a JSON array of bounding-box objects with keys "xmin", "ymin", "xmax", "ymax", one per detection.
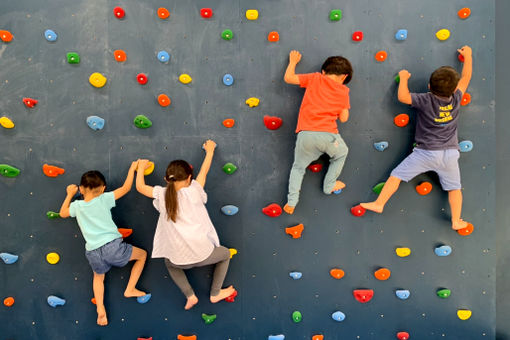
[
  {"xmin": 157, "ymin": 51, "xmax": 170, "ymax": 63},
  {"xmin": 66, "ymin": 52, "xmax": 80, "ymax": 64},
  {"xmin": 395, "ymin": 74, "xmax": 401, "ymax": 83},
  {"xmin": 0, "ymin": 30, "xmax": 13, "ymax": 42},
  {"xmin": 457, "ymin": 309, "xmax": 472, "ymax": 320},
  {"xmin": 262, "ymin": 203, "xmax": 282, "ymax": 217},
  {"xmin": 118, "ymin": 228, "xmax": 133, "ymax": 238},
  {"xmin": 457, "ymin": 223, "xmax": 474, "ymax": 236},
  {"xmin": 458, "ymin": 7, "xmax": 471, "ymax": 19},
  {"xmin": 264, "ymin": 115, "xmax": 283, "ymax": 130},
  {"xmin": 267, "ymin": 31, "xmax": 279, "ymax": 42},
  {"xmin": 0, "ymin": 164, "xmax": 20, "ymax": 178},
  {"xmin": 308, "ymin": 163, "xmax": 323, "ymax": 173},
  {"xmin": 89, "ymin": 72, "xmax": 107, "ymax": 88},
  {"xmin": 312, "ymin": 336, "xmax": 324, "ymax": 340},
  {"xmin": 46, "ymin": 252, "xmax": 60, "ymax": 264},
  {"xmin": 395, "ymin": 29, "xmax": 408, "ymax": 41},
  {"xmin": 285, "ymin": 223, "xmax": 304, "ymax": 239},
  {"xmin": 137, "ymin": 294, "xmax": 151, "ymax": 304},
  {"xmin": 113, "ymin": 6, "xmax": 125, "ymax": 19},
  {"xmin": 397, "ymin": 332, "xmax": 410, "ymax": 340},
  {"xmin": 374, "ymin": 141, "xmax": 389, "ymax": 152},
  {"xmin": 332, "ymin": 311, "xmax": 346, "ymax": 322},
  {"xmin": 415, "ymin": 182, "xmax": 432, "ymax": 195},
  {"xmin": 268, "ymin": 335, "xmax": 285, "ymax": 340},
  {"xmin": 461, "ymin": 92, "xmax": 471, "ymax": 106},
  {"xmin": 375, "ymin": 51, "xmax": 388, "ymax": 62},
  {"xmin": 330, "ymin": 268, "xmax": 345, "ymax": 279},
  {"xmin": 394, "ymin": 113, "xmax": 409, "ymax": 127},
  {"xmin": 245, "ymin": 97, "xmax": 260, "ymax": 107},
  {"xmin": 374, "ymin": 268, "xmax": 391, "ymax": 280},
  {"xmin": 86, "ymin": 116, "xmax": 105, "ymax": 131},
  {"xmin": 437, "ymin": 289, "xmax": 451, "ymax": 299},
  {"xmin": 395, "ymin": 247, "xmax": 411, "ymax": 257},
  {"xmin": 373, "ymin": 182, "xmax": 385, "ymax": 194},
  {"xmin": 353, "ymin": 289, "xmax": 374, "ymax": 303},
  {"xmin": 0, "ymin": 253, "xmax": 18, "ymax": 264},
  {"xmin": 221, "ymin": 29, "xmax": 234, "ymax": 41},
  {"xmin": 229, "ymin": 248, "xmax": 237, "ymax": 258},
  {"xmin": 114, "ymin": 49, "xmax": 127, "ymax": 62},
  {"xmin": 292, "ymin": 311, "xmax": 302, "ymax": 323},
  {"xmin": 435, "ymin": 245, "xmax": 452, "ymax": 257},
  {"xmin": 395, "ymin": 289, "xmax": 410, "ymax": 300},
  {"xmin": 157, "ymin": 7, "xmax": 170, "ymax": 19},
  {"xmin": 134, "ymin": 115, "xmax": 152, "ymax": 129},
  {"xmin": 436, "ymin": 29, "xmax": 451, "ymax": 41},
  {"xmin": 3, "ymin": 297, "xmax": 14, "ymax": 307},
  {"xmin": 157, "ymin": 94, "xmax": 171, "ymax": 107},
  {"xmin": 223, "ymin": 119, "xmax": 235, "ymax": 128},
  {"xmin": 137, "ymin": 73, "xmax": 148, "ymax": 85},
  {"xmin": 43, "ymin": 164, "xmax": 65, "ymax": 178},
  {"xmin": 178, "ymin": 336, "xmax": 197, "ymax": 340},
  {"xmin": 200, "ymin": 8, "xmax": 213, "ymax": 18},
  {"xmin": 350, "ymin": 205, "xmax": 366, "ymax": 217},
  {"xmin": 44, "ymin": 29, "xmax": 57, "ymax": 42},
  {"xmin": 225, "ymin": 289, "xmax": 237, "ymax": 302},
  {"xmin": 352, "ymin": 31, "xmax": 363, "ymax": 42},
  {"xmin": 223, "ymin": 74, "xmax": 234, "ymax": 86},
  {"xmin": 143, "ymin": 162, "xmax": 155, "ymax": 176},
  {"xmin": 222, "ymin": 162, "xmax": 237, "ymax": 174},
  {"xmin": 458, "ymin": 53, "xmax": 465, "ymax": 63},
  {"xmin": 245, "ymin": 9, "xmax": 259, "ymax": 20},
  {"xmin": 221, "ymin": 205, "xmax": 239, "ymax": 216},
  {"xmin": 46, "ymin": 211, "xmax": 60, "ymax": 219},
  {"xmin": 179, "ymin": 74, "xmax": 192, "ymax": 84},
  {"xmin": 202, "ymin": 313, "xmax": 217, "ymax": 324},
  {"xmin": 47, "ymin": 295, "xmax": 66, "ymax": 308},
  {"xmin": 0, "ymin": 116, "xmax": 14, "ymax": 129},
  {"xmin": 289, "ymin": 272, "xmax": 302, "ymax": 280},
  {"xmin": 330, "ymin": 9, "xmax": 342, "ymax": 21},
  {"xmin": 23, "ymin": 97, "xmax": 38, "ymax": 108}
]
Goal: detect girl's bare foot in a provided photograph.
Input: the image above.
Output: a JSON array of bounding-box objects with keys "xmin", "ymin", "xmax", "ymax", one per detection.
[
  {"xmin": 283, "ymin": 203, "xmax": 295, "ymax": 215},
  {"xmin": 97, "ymin": 305, "xmax": 108, "ymax": 326},
  {"xmin": 331, "ymin": 181, "xmax": 346, "ymax": 193},
  {"xmin": 124, "ymin": 288, "xmax": 146, "ymax": 298},
  {"xmin": 360, "ymin": 202, "xmax": 384, "ymax": 213},
  {"xmin": 184, "ymin": 294, "xmax": 198, "ymax": 310},
  {"xmin": 452, "ymin": 219, "xmax": 469, "ymax": 230},
  {"xmin": 210, "ymin": 286, "xmax": 236, "ymax": 303}
]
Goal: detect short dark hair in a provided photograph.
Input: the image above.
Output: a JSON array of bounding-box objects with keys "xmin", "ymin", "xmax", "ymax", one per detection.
[
  {"xmin": 80, "ymin": 170, "xmax": 106, "ymax": 189},
  {"xmin": 429, "ymin": 66, "xmax": 460, "ymax": 97},
  {"xmin": 321, "ymin": 56, "xmax": 353, "ymax": 84}
]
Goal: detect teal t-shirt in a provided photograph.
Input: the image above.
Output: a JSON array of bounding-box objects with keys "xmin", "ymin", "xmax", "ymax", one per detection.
[{"xmin": 69, "ymin": 192, "xmax": 122, "ymax": 251}]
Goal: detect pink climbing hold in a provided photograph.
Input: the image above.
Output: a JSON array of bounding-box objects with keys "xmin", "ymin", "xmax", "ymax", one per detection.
[
  {"xmin": 262, "ymin": 203, "xmax": 282, "ymax": 217},
  {"xmin": 307, "ymin": 163, "xmax": 322, "ymax": 172},
  {"xmin": 263, "ymin": 115, "xmax": 283, "ymax": 130},
  {"xmin": 353, "ymin": 289, "xmax": 374, "ymax": 303},
  {"xmin": 23, "ymin": 97, "xmax": 38, "ymax": 108},
  {"xmin": 350, "ymin": 205, "xmax": 366, "ymax": 217},
  {"xmin": 397, "ymin": 332, "xmax": 410, "ymax": 340}
]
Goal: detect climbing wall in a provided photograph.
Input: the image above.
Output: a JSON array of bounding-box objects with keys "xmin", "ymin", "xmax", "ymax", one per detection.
[{"xmin": 0, "ymin": 0, "xmax": 496, "ymax": 339}]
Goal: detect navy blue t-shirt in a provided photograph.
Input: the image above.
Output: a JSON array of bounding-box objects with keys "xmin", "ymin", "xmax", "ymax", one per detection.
[{"xmin": 410, "ymin": 89, "xmax": 463, "ymax": 150}]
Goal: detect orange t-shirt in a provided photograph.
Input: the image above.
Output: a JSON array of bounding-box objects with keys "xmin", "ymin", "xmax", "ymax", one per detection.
[{"xmin": 295, "ymin": 72, "xmax": 350, "ymax": 133}]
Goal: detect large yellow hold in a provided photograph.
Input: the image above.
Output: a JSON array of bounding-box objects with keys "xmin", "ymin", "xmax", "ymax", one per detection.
[
  {"xmin": 46, "ymin": 252, "xmax": 60, "ymax": 265},
  {"xmin": 179, "ymin": 74, "xmax": 192, "ymax": 84},
  {"xmin": 457, "ymin": 309, "xmax": 472, "ymax": 320},
  {"xmin": 395, "ymin": 247, "xmax": 411, "ymax": 257},
  {"xmin": 144, "ymin": 161, "xmax": 155, "ymax": 176},
  {"xmin": 245, "ymin": 97, "xmax": 260, "ymax": 107},
  {"xmin": 0, "ymin": 116, "xmax": 14, "ymax": 129},
  {"xmin": 436, "ymin": 29, "xmax": 451, "ymax": 41},
  {"xmin": 245, "ymin": 9, "xmax": 259, "ymax": 20},
  {"xmin": 89, "ymin": 72, "xmax": 107, "ymax": 88}
]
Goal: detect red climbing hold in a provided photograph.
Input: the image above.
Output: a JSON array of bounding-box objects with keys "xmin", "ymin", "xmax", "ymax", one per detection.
[
  {"xmin": 285, "ymin": 223, "xmax": 304, "ymax": 239},
  {"xmin": 330, "ymin": 268, "xmax": 345, "ymax": 279},
  {"xmin": 457, "ymin": 223, "xmax": 474, "ymax": 236},
  {"xmin": 264, "ymin": 115, "xmax": 283, "ymax": 130},
  {"xmin": 262, "ymin": 203, "xmax": 282, "ymax": 217},
  {"xmin": 177, "ymin": 336, "xmax": 197, "ymax": 340},
  {"xmin": 397, "ymin": 331, "xmax": 410, "ymax": 340},
  {"xmin": 118, "ymin": 228, "xmax": 132, "ymax": 238},
  {"xmin": 113, "ymin": 7, "xmax": 125, "ymax": 19},
  {"xmin": 416, "ymin": 182, "xmax": 432, "ymax": 195},
  {"xmin": 458, "ymin": 7, "xmax": 471, "ymax": 19},
  {"xmin": 225, "ymin": 289, "xmax": 237, "ymax": 302},
  {"xmin": 223, "ymin": 119, "xmax": 235, "ymax": 128},
  {"xmin": 268, "ymin": 31, "xmax": 280, "ymax": 42},
  {"xmin": 23, "ymin": 97, "xmax": 38, "ymax": 108},
  {"xmin": 352, "ymin": 31, "xmax": 363, "ymax": 42},
  {"xmin": 375, "ymin": 51, "xmax": 388, "ymax": 62},
  {"xmin": 3, "ymin": 297, "xmax": 14, "ymax": 307},
  {"xmin": 114, "ymin": 49, "xmax": 127, "ymax": 62},
  {"xmin": 353, "ymin": 289, "xmax": 374, "ymax": 303},
  {"xmin": 200, "ymin": 8, "xmax": 213, "ymax": 18},
  {"xmin": 137, "ymin": 73, "xmax": 148, "ymax": 85},
  {"xmin": 394, "ymin": 113, "xmax": 409, "ymax": 127},
  {"xmin": 307, "ymin": 163, "xmax": 322, "ymax": 173},
  {"xmin": 157, "ymin": 7, "xmax": 170, "ymax": 19},
  {"xmin": 312, "ymin": 335, "xmax": 324, "ymax": 340},
  {"xmin": 350, "ymin": 205, "xmax": 366, "ymax": 217},
  {"xmin": 0, "ymin": 30, "xmax": 13, "ymax": 42},
  {"xmin": 461, "ymin": 92, "xmax": 471, "ymax": 106},
  {"xmin": 157, "ymin": 94, "xmax": 171, "ymax": 107},
  {"xmin": 374, "ymin": 268, "xmax": 391, "ymax": 280},
  {"xmin": 138, "ymin": 338, "xmax": 152, "ymax": 340},
  {"xmin": 42, "ymin": 164, "xmax": 65, "ymax": 178},
  {"xmin": 458, "ymin": 53, "xmax": 465, "ymax": 63}
]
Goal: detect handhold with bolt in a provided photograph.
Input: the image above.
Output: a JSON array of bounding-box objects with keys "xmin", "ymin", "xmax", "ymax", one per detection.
[
  {"xmin": 289, "ymin": 272, "xmax": 302, "ymax": 280},
  {"xmin": 0, "ymin": 253, "xmax": 18, "ymax": 264},
  {"xmin": 415, "ymin": 182, "xmax": 432, "ymax": 195},
  {"xmin": 222, "ymin": 162, "xmax": 237, "ymax": 174},
  {"xmin": 352, "ymin": 31, "xmax": 363, "ymax": 42},
  {"xmin": 312, "ymin": 336, "xmax": 324, "ymax": 340},
  {"xmin": 459, "ymin": 140, "xmax": 473, "ymax": 152},
  {"xmin": 225, "ymin": 289, "xmax": 237, "ymax": 302},
  {"xmin": 374, "ymin": 141, "xmax": 388, "ymax": 152},
  {"xmin": 330, "ymin": 268, "xmax": 345, "ymax": 279},
  {"xmin": 436, "ymin": 29, "xmax": 450, "ymax": 41},
  {"xmin": 46, "ymin": 252, "xmax": 60, "ymax": 264},
  {"xmin": 394, "ymin": 113, "xmax": 409, "ymax": 127},
  {"xmin": 137, "ymin": 73, "xmax": 148, "ymax": 85},
  {"xmin": 157, "ymin": 94, "xmax": 171, "ymax": 107},
  {"xmin": 332, "ymin": 311, "xmax": 345, "ymax": 322},
  {"xmin": 221, "ymin": 205, "xmax": 239, "ymax": 216},
  {"xmin": 285, "ymin": 223, "xmax": 304, "ymax": 239},
  {"xmin": 179, "ymin": 74, "xmax": 192, "ymax": 84},
  {"xmin": 118, "ymin": 228, "xmax": 132, "ymax": 238},
  {"xmin": 395, "ymin": 74, "xmax": 401, "ymax": 83},
  {"xmin": 202, "ymin": 313, "xmax": 217, "ymax": 324},
  {"xmin": 246, "ymin": 10, "xmax": 259, "ymax": 20},
  {"xmin": 458, "ymin": 8, "xmax": 471, "ymax": 19},
  {"xmin": 374, "ymin": 268, "xmax": 391, "ymax": 280},
  {"xmin": 435, "ymin": 245, "xmax": 452, "ymax": 257},
  {"xmin": 229, "ymin": 248, "xmax": 237, "ymax": 258},
  {"xmin": 113, "ymin": 7, "xmax": 125, "ymax": 19},
  {"xmin": 0, "ymin": 164, "xmax": 20, "ymax": 178},
  {"xmin": 458, "ymin": 53, "xmax": 465, "ymax": 63},
  {"xmin": 395, "ymin": 289, "xmax": 410, "ymax": 300},
  {"xmin": 47, "ymin": 295, "xmax": 66, "ymax": 308},
  {"xmin": 223, "ymin": 74, "xmax": 234, "ymax": 86},
  {"xmin": 457, "ymin": 309, "xmax": 472, "ymax": 320},
  {"xmin": 308, "ymin": 163, "xmax": 322, "ymax": 172},
  {"xmin": 397, "ymin": 332, "xmax": 410, "ymax": 340},
  {"xmin": 264, "ymin": 115, "xmax": 283, "ymax": 130},
  {"xmin": 134, "ymin": 115, "xmax": 152, "ymax": 129},
  {"xmin": 0, "ymin": 30, "xmax": 13, "ymax": 42},
  {"xmin": 43, "ymin": 164, "xmax": 65, "ymax": 177},
  {"xmin": 457, "ymin": 223, "xmax": 474, "ymax": 236},
  {"xmin": 0, "ymin": 117, "xmax": 14, "ymax": 129},
  {"xmin": 221, "ymin": 29, "xmax": 234, "ymax": 41},
  {"xmin": 23, "ymin": 97, "xmax": 38, "ymax": 108},
  {"xmin": 157, "ymin": 51, "xmax": 170, "ymax": 63},
  {"xmin": 44, "ymin": 29, "xmax": 57, "ymax": 42},
  {"xmin": 246, "ymin": 97, "xmax": 260, "ymax": 107},
  {"xmin": 262, "ymin": 203, "xmax": 282, "ymax": 217},
  {"xmin": 330, "ymin": 9, "xmax": 342, "ymax": 21},
  {"xmin": 157, "ymin": 7, "xmax": 170, "ymax": 19},
  {"xmin": 200, "ymin": 8, "xmax": 213, "ymax": 18},
  {"xmin": 350, "ymin": 205, "xmax": 366, "ymax": 217},
  {"xmin": 3, "ymin": 297, "xmax": 14, "ymax": 307},
  {"xmin": 114, "ymin": 50, "xmax": 127, "ymax": 62},
  {"xmin": 395, "ymin": 247, "xmax": 411, "ymax": 257},
  {"xmin": 137, "ymin": 294, "xmax": 151, "ymax": 304},
  {"xmin": 268, "ymin": 336, "xmax": 285, "ymax": 340},
  {"xmin": 87, "ymin": 116, "xmax": 105, "ymax": 131},
  {"xmin": 437, "ymin": 288, "xmax": 451, "ymax": 299},
  {"xmin": 267, "ymin": 31, "xmax": 279, "ymax": 42},
  {"xmin": 461, "ymin": 92, "xmax": 471, "ymax": 106},
  {"xmin": 375, "ymin": 51, "xmax": 388, "ymax": 62},
  {"xmin": 373, "ymin": 182, "xmax": 385, "ymax": 194},
  {"xmin": 47, "ymin": 211, "xmax": 60, "ymax": 219},
  {"xmin": 67, "ymin": 52, "xmax": 80, "ymax": 64},
  {"xmin": 395, "ymin": 29, "xmax": 408, "ymax": 41},
  {"xmin": 292, "ymin": 311, "xmax": 302, "ymax": 323},
  {"xmin": 89, "ymin": 72, "xmax": 107, "ymax": 88},
  {"xmin": 223, "ymin": 119, "xmax": 235, "ymax": 128},
  {"xmin": 353, "ymin": 289, "xmax": 374, "ymax": 303},
  {"xmin": 177, "ymin": 336, "xmax": 197, "ymax": 340}
]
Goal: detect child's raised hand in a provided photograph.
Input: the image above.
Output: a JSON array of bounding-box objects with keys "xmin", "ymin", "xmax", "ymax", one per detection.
[
  {"xmin": 203, "ymin": 140, "xmax": 217, "ymax": 153},
  {"xmin": 66, "ymin": 184, "xmax": 78, "ymax": 196},
  {"xmin": 289, "ymin": 50, "xmax": 302, "ymax": 64},
  {"xmin": 458, "ymin": 45, "xmax": 472, "ymax": 58},
  {"xmin": 399, "ymin": 69, "xmax": 411, "ymax": 80},
  {"xmin": 130, "ymin": 160, "xmax": 139, "ymax": 172},
  {"xmin": 137, "ymin": 159, "xmax": 149, "ymax": 171}
]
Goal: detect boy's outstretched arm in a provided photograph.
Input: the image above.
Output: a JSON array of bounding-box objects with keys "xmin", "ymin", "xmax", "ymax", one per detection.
[
  {"xmin": 456, "ymin": 45, "xmax": 472, "ymax": 94},
  {"xmin": 196, "ymin": 140, "xmax": 216, "ymax": 187},
  {"xmin": 397, "ymin": 69, "xmax": 412, "ymax": 105},
  {"xmin": 135, "ymin": 159, "xmax": 154, "ymax": 198},
  {"xmin": 113, "ymin": 161, "xmax": 138, "ymax": 200},
  {"xmin": 339, "ymin": 109, "xmax": 349, "ymax": 123},
  {"xmin": 284, "ymin": 50, "xmax": 302, "ymax": 85},
  {"xmin": 59, "ymin": 184, "xmax": 78, "ymax": 218}
]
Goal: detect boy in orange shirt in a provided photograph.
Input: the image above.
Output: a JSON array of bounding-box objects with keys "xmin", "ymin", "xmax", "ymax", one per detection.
[{"xmin": 283, "ymin": 50, "xmax": 352, "ymax": 214}]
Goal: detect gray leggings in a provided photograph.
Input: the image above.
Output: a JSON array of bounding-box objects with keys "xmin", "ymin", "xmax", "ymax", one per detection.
[{"xmin": 164, "ymin": 246, "xmax": 231, "ymax": 298}]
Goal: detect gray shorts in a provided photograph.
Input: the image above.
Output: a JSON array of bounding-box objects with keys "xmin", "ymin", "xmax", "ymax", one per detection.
[
  {"xmin": 85, "ymin": 238, "xmax": 133, "ymax": 274},
  {"xmin": 391, "ymin": 148, "xmax": 461, "ymax": 191}
]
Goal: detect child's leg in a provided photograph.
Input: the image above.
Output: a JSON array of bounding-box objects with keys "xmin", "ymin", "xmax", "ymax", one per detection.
[
  {"xmin": 164, "ymin": 259, "xmax": 198, "ymax": 310},
  {"xmin": 448, "ymin": 189, "xmax": 468, "ymax": 230},
  {"xmin": 124, "ymin": 246, "xmax": 147, "ymax": 298},
  {"xmin": 93, "ymin": 272, "xmax": 108, "ymax": 326},
  {"xmin": 323, "ymin": 134, "xmax": 349, "ymax": 194},
  {"xmin": 361, "ymin": 176, "xmax": 401, "ymax": 213}
]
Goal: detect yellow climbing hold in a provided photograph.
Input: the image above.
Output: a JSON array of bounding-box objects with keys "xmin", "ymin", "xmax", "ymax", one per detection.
[
  {"xmin": 395, "ymin": 247, "xmax": 411, "ymax": 257},
  {"xmin": 46, "ymin": 252, "xmax": 60, "ymax": 265},
  {"xmin": 0, "ymin": 116, "xmax": 14, "ymax": 129},
  {"xmin": 436, "ymin": 29, "xmax": 451, "ymax": 41},
  {"xmin": 245, "ymin": 97, "xmax": 260, "ymax": 107},
  {"xmin": 457, "ymin": 309, "xmax": 472, "ymax": 320},
  {"xmin": 229, "ymin": 248, "xmax": 238, "ymax": 259},
  {"xmin": 144, "ymin": 161, "xmax": 155, "ymax": 176},
  {"xmin": 246, "ymin": 9, "xmax": 259, "ymax": 20},
  {"xmin": 179, "ymin": 74, "xmax": 192, "ymax": 84},
  {"xmin": 89, "ymin": 72, "xmax": 107, "ymax": 88}
]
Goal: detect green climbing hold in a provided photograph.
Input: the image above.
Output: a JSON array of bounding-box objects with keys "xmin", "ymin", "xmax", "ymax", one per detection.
[
  {"xmin": 202, "ymin": 313, "xmax": 217, "ymax": 324},
  {"xmin": 46, "ymin": 211, "xmax": 60, "ymax": 219},
  {"xmin": 330, "ymin": 9, "xmax": 342, "ymax": 21},
  {"xmin": 372, "ymin": 182, "xmax": 385, "ymax": 194},
  {"xmin": 437, "ymin": 289, "xmax": 451, "ymax": 299},
  {"xmin": 221, "ymin": 29, "xmax": 234, "ymax": 40},
  {"xmin": 222, "ymin": 162, "xmax": 237, "ymax": 175},
  {"xmin": 67, "ymin": 52, "xmax": 80, "ymax": 64},
  {"xmin": 134, "ymin": 115, "xmax": 152, "ymax": 129},
  {"xmin": 0, "ymin": 164, "xmax": 20, "ymax": 178},
  {"xmin": 292, "ymin": 310, "xmax": 302, "ymax": 323},
  {"xmin": 395, "ymin": 75, "xmax": 400, "ymax": 83}
]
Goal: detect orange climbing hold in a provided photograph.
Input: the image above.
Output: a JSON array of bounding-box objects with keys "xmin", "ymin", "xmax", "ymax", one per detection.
[
  {"xmin": 461, "ymin": 92, "xmax": 471, "ymax": 106},
  {"xmin": 114, "ymin": 49, "xmax": 127, "ymax": 62},
  {"xmin": 43, "ymin": 164, "xmax": 65, "ymax": 178},
  {"xmin": 394, "ymin": 113, "xmax": 409, "ymax": 127},
  {"xmin": 458, "ymin": 7, "xmax": 471, "ymax": 19},
  {"xmin": 157, "ymin": 94, "xmax": 171, "ymax": 107},
  {"xmin": 457, "ymin": 223, "xmax": 474, "ymax": 236},
  {"xmin": 285, "ymin": 223, "xmax": 304, "ymax": 239},
  {"xmin": 157, "ymin": 7, "xmax": 170, "ymax": 19},
  {"xmin": 91, "ymin": 297, "xmax": 96, "ymax": 305},
  {"xmin": 268, "ymin": 31, "xmax": 279, "ymax": 42},
  {"xmin": 223, "ymin": 119, "xmax": 235, "ymax": 128},
  {"xmin": 3, "ymin": 297, "xmax": 14, "ymax": 307},
  {"xmin": 375, "ymin": 51, "xmax": 388, "ymax": 62},
  {"xmin": 374, "ymin": 268, "xmax": 391, "ymax": 280},
  {"xmin": 177, "ymin": 336, "xmax": 197, "ymax": 340},
  {"xmin": 416, "ymin": 182, "xmax": 432, "ymax": 195},
  {"xmin": 0, "ymin": 30, "xmax": 13, "ymax": 42},
  {"xmin": 330, "ymin": 268, "xmax": 345, "ymax": 279},
  {"xmin": 312, "ymin": 335, "xmax": 324, "ymax": 340},
  {"xmin": 353, "ymin": 289, "xmax": 374, "ymax": 303},
  {"xmin": 118, "ymin": 228, "xmax": 132, "ymax": 238}
]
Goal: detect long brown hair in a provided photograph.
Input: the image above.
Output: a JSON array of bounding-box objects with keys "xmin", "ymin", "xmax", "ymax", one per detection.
[{"xmin": 165, "ymin": 160, "xmax": 193, "ymax": 222}]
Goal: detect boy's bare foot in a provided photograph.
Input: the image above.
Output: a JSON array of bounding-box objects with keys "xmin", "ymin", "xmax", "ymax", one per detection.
[
  {"xmin": 331, "ymin": 181, "xmax": 346, "ymax": 193},
  {"xmin": 210, "ymin": 286, "xmax": 236, "ymax": 303},
  {"xmin": 184, "ymin": 294, "xmax": 198, "ymax": 310},
  {"xmin": 360, "ymin": 202, "xmax": 384, "ymax": 213},
  {"xmin": 452, "ymin": 219, "xmax": 469, "ymax": 230},
  {"xmin": 97, "ymin": 305, "xmax": 108, "ymax": 326},
  {"xmin": 124, "ymin": 288, "xmax": 146, "ymax": 298},
  {"xmin": 283, "ymin": 204, "xmax": 295, "ymax": 215}
]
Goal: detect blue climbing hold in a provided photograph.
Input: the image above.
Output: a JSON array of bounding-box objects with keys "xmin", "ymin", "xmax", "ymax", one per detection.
[
  {"xmin": 333, "ymin": 189, "xmax": 342, "ymax": 195},
  {"xmin": 86, "ymin": 116, "xmax": 105, "ymax": 131},
  {"xmin": 221, "ymin": 205, "xmax": 239, "ymax": 216},
  {"xmin": 157, "ymin": 51, "xmax": 170, "ymax": 63},
  {"xmin": 268, "ymin": 335, "xmax": 285, "ymax": 340},
  {"xmin": 332, "ymin": 311, "xmax": 346, "ymax": 322},
  {"xmin": 289, "ymin": 272, "xmax": 302, "ymax": 280},
  {"xmin": 396, "ymin": 289, "xmax": 411, "ymax": 300},
  {"xmin": 47, "ymin": 295, "xmax": 66, "ymax": 308},
  {"xmin": 435, "ymin": 245, "xmax": 452, "ymax": 257},
  {"xmin": 395, "ymin": 29, "xmax": 408, "ymax": 41},
  {"xmin": 137, "ymin": 294, "xmax": 152, "ymax": 304},
  {"xmin": 223, "ymin": 74, "xmax": 234, "ymax": 86},
  {"xmin": 0, "ymin": 252, "xmax": 19, "ymax": 264},
  {"xmin": 459, "ymin": 140, "xmax": 473, "ymax": 152},
  {"xmin": 374, "ymin": 141, "xmax": 389, "ymax": 152},
  {"xmin": 44, "ymin": 29, "xmax": 57, "ymax": 42}
]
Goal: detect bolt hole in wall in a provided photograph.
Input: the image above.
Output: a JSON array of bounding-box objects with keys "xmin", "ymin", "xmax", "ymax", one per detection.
[{"xmin": 0, "ymin": 0, "xmax": 496, "ymax": 339}]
